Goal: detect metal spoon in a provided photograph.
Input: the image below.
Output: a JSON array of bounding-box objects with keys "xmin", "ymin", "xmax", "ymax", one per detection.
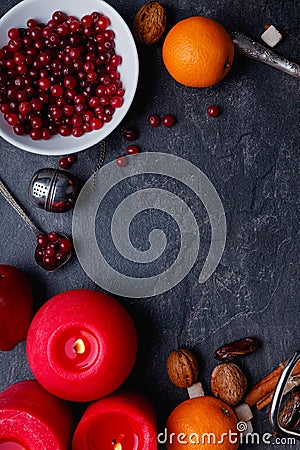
[{"xmin": 0, "ymin": 178, "xmax": 72, "ymax": 271}]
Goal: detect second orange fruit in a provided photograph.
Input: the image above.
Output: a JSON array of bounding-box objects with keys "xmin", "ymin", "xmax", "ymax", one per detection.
[
  {"xmin": 166, "ymin": 396, "xmax": 239, "ymax": 450},
  {"xmin": 162, "ymin": 16, "xmax": 234, "ymax": 88}
]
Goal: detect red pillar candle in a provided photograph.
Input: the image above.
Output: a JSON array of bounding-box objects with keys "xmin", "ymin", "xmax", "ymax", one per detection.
[
  {"xmin": 72, "ymin": 391, "xmax": 157, "ymax": 450},
  {"xmin": 26, "ymin": 289, "xmax": 137, "ymax": 401},
  {"xmin": 0, "ymin": 380, "xmax": 74, "ymax": 450}
]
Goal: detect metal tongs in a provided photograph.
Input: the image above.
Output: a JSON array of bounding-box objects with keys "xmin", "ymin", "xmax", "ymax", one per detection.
[
  {"xmin": 269, "ymin": 351, "xmax": 300, "ymax": 440},
  {"xmin": 231, "ymin": 31, "xmax": 300, "ymax": 79}
]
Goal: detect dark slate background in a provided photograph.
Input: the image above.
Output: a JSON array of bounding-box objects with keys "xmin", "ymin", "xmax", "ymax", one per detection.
[{"xmin": 0, "ymin": 0, "xmax": 299, "ymax": 449}]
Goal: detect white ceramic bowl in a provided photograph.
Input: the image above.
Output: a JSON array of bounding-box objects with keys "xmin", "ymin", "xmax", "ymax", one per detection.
[{"xmin": 0, "ymin": 0, "xmax": 139, "ymax": 155}]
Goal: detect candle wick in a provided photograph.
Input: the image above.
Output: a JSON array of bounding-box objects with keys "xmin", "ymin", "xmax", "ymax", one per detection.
[
  {"xmin": 112, "ymin": 434, "xmax": 124, "ymax": 450},
  {"xmin": 73, "ymin": 338, "xmax": 85, "ymax": 354}
]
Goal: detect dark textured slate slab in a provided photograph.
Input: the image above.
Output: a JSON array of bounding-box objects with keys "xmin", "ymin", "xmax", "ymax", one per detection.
[{"xmin": 0, "ymin": 0, "xmax": 299, "ymax": 449}]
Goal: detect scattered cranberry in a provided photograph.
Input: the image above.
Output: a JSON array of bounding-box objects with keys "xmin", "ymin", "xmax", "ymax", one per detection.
[
  {"xmin": 67, "ymin": 154, "xmax": 77, "ymax": 165},
  {"xmin": 162, "ymin": 114, "xmax": 175, "ymax": 127},
  {"xmin": 123, "ymin": 128, "xmax": 137, "ymax": 141},
  {"xmin": 59, "ymin": 157, "xmax": 70, "ymax": 169},
  {"xmin": 207, "ymin": 105, "xmax": 219, "ymax": 117},
  {"xmin": 148, "ymin": 115, "xmax": 160, "ymax": 127},
  {"xmin": 125, "ymin": 145, "xmax": 139, "ymax": 155},
  {"xmin": 116, "ymin": 156, "xmax": 127, "ymax": 167}
]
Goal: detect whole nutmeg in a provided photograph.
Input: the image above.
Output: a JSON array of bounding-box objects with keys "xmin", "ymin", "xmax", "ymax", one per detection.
[
  {"xmin": 166, "ymin": 349, "xmax": 198, "ymax": 388},
  {"xmin": 211, "ymin": 363, "xmax": 247, "ymax": 406},
  {"xmin": 133, "ymin": 1, "xmax": 166, "ymax": 45}
]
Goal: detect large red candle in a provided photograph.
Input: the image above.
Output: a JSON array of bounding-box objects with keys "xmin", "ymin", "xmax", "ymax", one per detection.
[
  {"xmin": 72, "ymin": 391, "xmax": 157, "ymax": 450},
  {"xmin": 26, "ymin": 289, "xmax": 137, "ymax": 401},
  {"xmin": 0, "ymin": 380, "xmax": 74, "ymax": 450}
]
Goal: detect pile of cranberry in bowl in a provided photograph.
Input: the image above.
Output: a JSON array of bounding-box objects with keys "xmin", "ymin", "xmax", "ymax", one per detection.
[{"xmin": 0, "ymin": 0, "xmax": 139, "ymax": 155}]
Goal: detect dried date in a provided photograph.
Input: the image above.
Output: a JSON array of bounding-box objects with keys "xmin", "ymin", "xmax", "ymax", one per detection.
[
  {"xmin": 214, "ymin": 337, "xmax": 260, "ymax": 361},
  {"xmin": 279, "ymin": 389, "xmax": 300, "ymax": 430}
]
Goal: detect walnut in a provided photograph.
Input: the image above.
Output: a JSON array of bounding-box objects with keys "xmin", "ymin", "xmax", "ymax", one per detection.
[
  {"xmin": 133, "ymin": 2, "xmax": 166, "ymax": 45},
  {"xmin": 166, "ymin": 349, "xmax": 199, "ymax": 388},
  {"xmin": 211, "ymin": 363, "xmax": 247, "ymax": 406}
]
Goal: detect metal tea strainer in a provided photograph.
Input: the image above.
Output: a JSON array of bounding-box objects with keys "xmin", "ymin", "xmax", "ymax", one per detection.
[{"xmin": 29, "ymin": 168, "xmax": 79, "ymax": 213}]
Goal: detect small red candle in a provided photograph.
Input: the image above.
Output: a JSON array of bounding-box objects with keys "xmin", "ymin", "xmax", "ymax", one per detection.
[
  {"xmin": 26, "ymin": 289, "xmax": 137, "ymax": 401},
  {"xmin": 72, "ymin": 391, "xmax": 157, "ymax": 450},
  {"xmin": 0, "ymin": 380, "xmax": 74, "ymax": 450}
]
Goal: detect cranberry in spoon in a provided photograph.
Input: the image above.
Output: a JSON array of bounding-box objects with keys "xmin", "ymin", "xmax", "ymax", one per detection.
[{"xmin": 0, "ymin": 178, "xmax": 72, "ymax": 271}]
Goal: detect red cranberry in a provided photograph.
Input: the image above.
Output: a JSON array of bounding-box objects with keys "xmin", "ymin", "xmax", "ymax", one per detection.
[
  {"xmin": 42, "ymin": 128, "xmax": 51, "ymax": 140},
  {"xmin": 69, "ymin": 20, "xmax": 81, "ymax": 32},
  {"xmin": 72, "ymin": 126, "xmax": 83, "ymax": 137},
  {"xmin": 26, "ymin": 19, "xmax": 37, "ymax": 29},
  {"xmin": 59, "ymin": 157, "xmax": 70, "ymax": 169},
  {"xmin": 72, "ymin": 115, "xmax": 82, "ymax": 127},
  {"xmin": 110, "ymin": 96, "xmax": 123, "ymax": 108},
  {"xmin": 207, "ymin": 104, "xmax": 219, "ymax": 117},
  {"xmin": 58, "ymin": 125, "xmax": 71, "ymax": 136},
  {"xmin": 50, "ymin": 84, "xmax": 63, "ymax": 97},
  {"xmin": 162, "ymin": 114, "xmax": 175, "ymax": 127},
  {"xmin": 14, "ymin": 53, "xmax": 25, "ymax": 65},
  {"xmin": 126, "ymin": 145, "xmax": 140, "ymax": 155},
  {"xmin": 5, "ymin": 113, "xmax": 18, "ymax": 125},
  {"xmin": 45, "ymin": 247, "xmax": 56, "ymax": 257},
  {"xmin": 52, "ymin": 11, "xmax": 67, "ymax": 24},
  {"xmin": 81, "ymin": 15, "xmax": 93, "ymax": 27},
  {"xmin": 97, "ymin": 16, "xmax": 110, "ymax": 30},
  {"xmin": 38, "ymin": 77, "xmax": 50, "ymax": 90},
  {"xmin": 148, "ymin": 115, "xmax": 160, "ymax": 127},
  {"xmin": 59, "ymin": 239, "xmax": 72, "ymax": 253},
  {"xmin": 116, "ymin": 156, "xmax": 127, "ymax": 167},
  {"xmin": 123, "ymin": 128, "xmax": 137, "ymax": 141},
  {"xmin": 56, "ymin": 23, "xmax": 70, "ymax": 36},
  {"xmin": 18, "ymin": 101, "xmax": 31, "ymax": 115},
  {"xmin": 13, "ymin": 124, "xmax": 25, "ymax": 135},
  {"xmin": 48, "ymin": 231, "xmax": 59, "ymax": 243},
  {"xmin": 36, "ymin": 247, "xmax": 45, "ymax": 258},
  {"xmin": 30, "ymin": 128, "xmax": 42, "ymax": 140},
  {"xmin": 90, "ymin": 118, "xmax": 103, "ymax": 130},
  {"xmin": 37, "ymin": 234, "xmax": 48, "ymax": 247},
  {"xmin": 42, "ymin": 255, "xmax": 57, "ymax": 268},
  {"xmin": 31, "ymin": 116, "xmax": 43, "ymax": 129},
  {"xmin": 8, "ymin": 28, "xmax": 19, "ymax": 39},
  {"xmin": 67, "ymin": 154, "xmax": 77, "ymax": 164},
  {"xmin": 82, "ymin": 123, "xmax": 92, "ymax": 132}
]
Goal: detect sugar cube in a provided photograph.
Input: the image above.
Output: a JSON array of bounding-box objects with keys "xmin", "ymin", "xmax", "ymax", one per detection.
[{"xmin": 261, "ymin": 25, "xmax": 282, "ymax": 47}]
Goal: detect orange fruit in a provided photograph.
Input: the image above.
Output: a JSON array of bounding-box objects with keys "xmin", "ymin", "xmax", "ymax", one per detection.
[
  {"xmin": 162, "ymin": 16, "xmax": 234, "ymax": 88},
  {"xmin": 166, "ymin": 396, "xmax": 239, "ymax": 450}
]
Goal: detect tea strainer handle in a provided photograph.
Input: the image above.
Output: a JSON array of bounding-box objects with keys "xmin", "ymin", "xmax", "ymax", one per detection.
[
  {"xmin": 231, "ymin": 31, "xmax": 300, "ymax": 78},
  {"xmin": 0, "ymin": 178, "xmax": 42, "ymax": 237}
]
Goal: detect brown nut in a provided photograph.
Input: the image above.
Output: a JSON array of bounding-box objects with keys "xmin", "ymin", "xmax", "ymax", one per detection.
[
  {"xmin": 166, "ymin": 349, "xmax": 198, "ymax": 388},
  {"xmin": 211, "ymin": 363, "xmax": 247, "ymax": 406},
  {"xmin": 133, "ymin": 1, "xmax": 166, "ymax": 45}
]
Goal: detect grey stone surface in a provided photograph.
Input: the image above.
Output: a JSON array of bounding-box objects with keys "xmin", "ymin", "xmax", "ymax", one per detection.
[{"xmin": 0, "ymin": 0, "xmax": 299, "ymax": 449}]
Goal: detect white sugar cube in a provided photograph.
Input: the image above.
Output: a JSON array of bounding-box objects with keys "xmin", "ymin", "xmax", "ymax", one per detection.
[{"xmin": 261, "ymin": 25, "xmax": 282, "ymax": 47}]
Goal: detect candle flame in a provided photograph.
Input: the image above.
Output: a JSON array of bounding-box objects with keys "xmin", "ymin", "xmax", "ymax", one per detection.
[
  {"xmin": 114, "ymin": 444, "xmax": 122, "ymax": 450},
  {"xmin": 112, "ymin": 434, "xmax": 124, "ymax": 450},
  {"xmin": 73, "ymin": 338, "xmax": 85, "ymax": 354}
]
